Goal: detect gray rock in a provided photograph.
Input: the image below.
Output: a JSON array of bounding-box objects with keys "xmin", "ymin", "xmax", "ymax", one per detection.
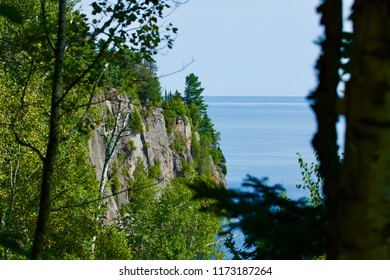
[{"xmin": 89, "ymin": 100, "xmax": 226, "ymax": 222}]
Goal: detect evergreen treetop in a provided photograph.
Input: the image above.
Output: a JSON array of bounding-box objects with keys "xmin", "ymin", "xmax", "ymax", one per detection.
[{"xmin": 183, "ymin": 73, "xmax": 207, "ymax": 113}]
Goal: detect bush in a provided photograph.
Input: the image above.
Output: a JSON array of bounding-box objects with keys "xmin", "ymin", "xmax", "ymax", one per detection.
[{"xmin": 129, "ymin": 108, "xmax": 143, "ymax": 134}]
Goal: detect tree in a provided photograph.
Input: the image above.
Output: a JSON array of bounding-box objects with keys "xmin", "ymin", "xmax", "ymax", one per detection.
[
  {"xmin": 337, "ymin": 0, "xmax": 390, "ymax": 259},
  {"xmin": 199, "ymin": 113, "xmax": 220, "ymax": 148},
  {"xmin": 1, "ymin": 0, "xmax": 181, "ymax": 259},
  {"xmin": 183, "ymin": 73, "xmax": 207, "ymax": 127},
  {"xmin": 136, "ymin": 60, "xmax": 162, "ymax": 104},
  {"xmin": 184, "ymin": 73, "xmax": 204, "ymax": 102},
  {"xmin": 121, "ymin": 171, "xmax": 223, "ymax": 260},
  {"xmin": 190, "ymin": 175, "xmax": 326, "ymax": 260},
  {"xmin": 308, "ymin": 0, "xmax": 342, "ymax": 259},
  {"xmin": 311, "ymin": 0, "xmax": 390, "ymax": 259}
]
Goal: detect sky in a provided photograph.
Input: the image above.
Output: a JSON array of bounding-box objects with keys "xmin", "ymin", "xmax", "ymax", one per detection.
[
  {"xmin": 155, "ymin": 0, "xmax": 353, "ymax": 97},
  {"xmin": 80, "ymin": 0, "xmax": 353, "ymax": 97}
]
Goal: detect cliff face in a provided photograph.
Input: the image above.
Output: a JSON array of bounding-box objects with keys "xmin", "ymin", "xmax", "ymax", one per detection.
[{"xmin": 89, "ymin": 99, "xmax": 226, "ymax": 220}]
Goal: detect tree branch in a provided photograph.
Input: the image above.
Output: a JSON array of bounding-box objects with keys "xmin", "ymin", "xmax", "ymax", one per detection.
[
  {"xmin": 40, "ymin": 0, "xmax": 56, "ymax": 53},
  {"xmin": 59, "ymin": 64, "xmax": 108, "ymax": 142},
  {"xmin": 51, "ymin": 187, "xmax": 131, "ymax": 212},
  {"xmin": 158, "ymin": 57, "xmax": 194, "ymax": 78}
]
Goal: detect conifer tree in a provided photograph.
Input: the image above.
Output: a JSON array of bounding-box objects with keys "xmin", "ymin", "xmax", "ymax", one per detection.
[{"xmin": 183, "ymin": 73, "xmax": 207, "ymax": 113}]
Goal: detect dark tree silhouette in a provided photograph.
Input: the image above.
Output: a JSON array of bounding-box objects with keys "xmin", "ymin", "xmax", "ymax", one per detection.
[{"xmin": 190, "ymin": 175, "xmax": 326, "ymax": 260}]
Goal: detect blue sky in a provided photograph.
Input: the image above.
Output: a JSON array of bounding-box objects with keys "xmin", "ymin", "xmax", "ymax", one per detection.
[
  {"xmin": 155, "ymin": 0, "xmax": 353, "ymax": 97},
  {"xmin": 80, "ymin": 0, "xmax": 353, "ymax": 97}
]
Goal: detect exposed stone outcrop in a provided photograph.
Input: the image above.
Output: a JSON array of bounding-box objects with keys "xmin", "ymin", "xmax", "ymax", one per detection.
[{"xmin": 89, "ymin": 100, "xmax": 226, "ymax": 221}]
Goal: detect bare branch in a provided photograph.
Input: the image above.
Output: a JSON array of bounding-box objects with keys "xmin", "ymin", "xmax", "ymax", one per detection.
[
  {"xmin": 51, "ymin": 187, "xmax": 131, "ymax": 212},
  {"xmin": 57, "ymin": 44, "xmax": 108, "ymax": 106},
  {"xmin": 12, "ymin": 128, "xmax": 45, "ymax": 162},
  {"xmin": 10, "ymin": 59, "xmax": 45, "ymax": 162},
  {"xmin": 59, "ymin": 64, "xmax": 108, "ymax": 142},
  {"xmin": 158, "ymin": 57, "xmax": 194, "ymax": 78},
  {"xmin": 20, "ymin": 59, "xmax": 35, "ymax": 110},
  {"xmin": 164, "ymin": 0, "xmax": 190, "ymax": 18}
]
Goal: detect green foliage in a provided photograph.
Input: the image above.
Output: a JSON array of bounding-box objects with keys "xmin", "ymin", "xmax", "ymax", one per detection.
[
  {"xmin": 102, "ymin": 54, "xmax": 164, "ymax": 104},
  {"xmin": 128, "ymin": 140, "xmax": 137, "ymax": 152},
  {"xmin": 191, "ymin": 175, "xmax": 326, "ymax": 260},
  {"xmin": 121, "ymin": 176, "xmax": 223, "ymax": 260},
  {"xmin": 148, "ymin": 160, "xmax": 162, "ymax": 180},
  {"xmin": 179, "ymin": 159, "xmax": 197, "ymax": 178},
  {"xmin": 183, "ymin": 73, "xmax": 207, "ymax": 115},
  {"xmin": 171, "ymin": 131, "xmax": 186, "ymax": 154},
  {"xmin": 163, "ymin": 90, "xmax": 188, "ymax": 118},
  {"xmin": 136, "ymin": 61, "xmax": 162, "ymax": 104},
  {"xmin": 162, "ymin": 108, "xmax": 176, "ymax": 135},
  {"xmin": 160, "ymin": 74, "xmax": 225, "ymax": 179},
  {"xmin": 129, "ymin": 107, "xmax": 144, "ymax": 134},
  {"xmin": 191, "ymin": 132, "xmax": 201, "ymax": 170},
  {"xmin": 162, "ymin": 90, "xmax": 189, "ymax": 135},
  {"xmin": 199, "ymin": 113, "xmax": 220, "ymax": 147},
  {"xmin": 296, "ymin": 153, "xmax": 324, "ymax": 207},
  {"xmin": 0, "ymin": 4, "xmax": 23, "ymax": 24},
  {"xmin": 128, "ymin": 158, "xmax": 158, "ymax": 212},
  {"xmin": 94, "ymin": 226, "xmax": 131, "ymax": 260},
  {"xmin": 111, "ymin": 161, "xmax": 122, "ymax": 194},
  {"xmin": 0, "ymin": 0, "xmax": 223, "ymax": 260},
  {"xmin": 90, "ymin": 0, "xmax": 178, "ymax": 58},
  {"xmin": 182, "ymin": 73, "xmax": 208, "ymax": 130},
  {"xmin": 0, "ymin": 233, "xmax": 29, "ymax": 259},
  {"xmin": 211, "ymin": 147, "xmax": 227, "ymax": 175}
]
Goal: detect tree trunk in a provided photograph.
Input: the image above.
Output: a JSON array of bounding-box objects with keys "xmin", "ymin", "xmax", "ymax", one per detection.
[
  {"xmin": 31, "ymin": 0, "xmax": 66, "ymax": 260},
  {"xmin": 339, "ymin": 0, "xmax": 390, "ymax": 259},
  {"xmin": 309, "ymin": 0, "xmax": 342, "ymax": 259}
]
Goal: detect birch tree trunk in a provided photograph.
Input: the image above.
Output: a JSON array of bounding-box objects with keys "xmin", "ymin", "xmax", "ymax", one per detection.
[
  {"xmin": 339, "ymin": 0, "xmax": 390, "ymax": 259},
  {"xmin": 91, "ymin": 96, "xmax": 133, "ymax": 256}
]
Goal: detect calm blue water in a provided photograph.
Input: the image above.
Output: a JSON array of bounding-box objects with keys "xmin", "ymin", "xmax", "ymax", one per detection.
[
  {"xmin": 205, "ymin": 96, "xmax": 317, "ymax": 199},
  {"xmin": 205, "ymin": 96, "xmax": 345, "ymax": 258}
]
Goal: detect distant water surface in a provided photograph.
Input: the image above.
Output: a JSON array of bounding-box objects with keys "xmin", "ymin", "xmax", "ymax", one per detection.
[
  {"xmin": 205, "ymin": 96, "xmax": 345, "ymax": 258},
  {"xmin": 205, "ymin": 96, "xmax": 317, "ymax": 199}
]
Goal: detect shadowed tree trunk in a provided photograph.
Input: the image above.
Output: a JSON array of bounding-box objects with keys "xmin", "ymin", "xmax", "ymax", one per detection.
[
  {"xmin": 31, "ymin": 0, "xmax": 66, "ymax": 260},
  {"xmin": 339, "ymin": 0, "xmax": 390, "ymax": 259},
  {"xmin": 309, "ymin": 0, "xmax": 342, "ymax": 259}
]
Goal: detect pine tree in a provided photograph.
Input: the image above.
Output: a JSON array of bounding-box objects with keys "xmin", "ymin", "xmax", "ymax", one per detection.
[{"xmin": 183, "ymin": 73, "xmax": 207, "ymax": 113}]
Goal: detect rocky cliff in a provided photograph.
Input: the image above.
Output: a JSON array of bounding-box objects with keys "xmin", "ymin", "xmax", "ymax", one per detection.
[{"xmin": 89, "ymin": 98, "xmax": 226, "ymax": 221}]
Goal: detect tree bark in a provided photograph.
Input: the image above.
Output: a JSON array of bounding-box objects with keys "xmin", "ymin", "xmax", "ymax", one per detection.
[
  {"xmin": 31, "ymin": 0, "xmax": 66, "ymax": 260},
  {"xmin": 309, "ymin": 0, "xmax": 342, "ymax": 259},
  {"xmin": 339, "ymin": 0, "xmax": 390, "ymax": 259}
]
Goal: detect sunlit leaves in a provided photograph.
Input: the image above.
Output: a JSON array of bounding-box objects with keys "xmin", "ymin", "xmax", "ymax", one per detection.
[
  {"xmin": 89, "ymin": 0, "xmax": 178, "ymax": 59},
  {"xmin": 296, "ymin": 153, "xmax": 324, "ymax": 207},
  {"xmin": 0, "ymin": 0, "xmax": 187, "ymax": 259},
  {"xmin": 122, "ymin": 176, "xmax": 223, "ymax": 260}
]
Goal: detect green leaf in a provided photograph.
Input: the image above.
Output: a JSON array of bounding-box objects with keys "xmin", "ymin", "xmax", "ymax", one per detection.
[
  {"xmin": 91, "ymin": 2, "xmax": 102, "ymax": 14},
  {"xmin": 0, "ymin": 4, "xmax": 23, "ymax": 24},
  {"xmin": 129, "ymin": 13, "xmax": 137, "ymax": 22},
  {"xmin": 0, "ymin": 233, "xmax": 29, "ymax": 258}
]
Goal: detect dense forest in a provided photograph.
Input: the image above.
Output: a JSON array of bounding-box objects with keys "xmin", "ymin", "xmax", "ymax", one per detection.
[
  {"xmin": 1, "ymin": 0, "xmax": 390, "ymax": 260},
  {"xmin": 0, "ymin": 0, "xmax": 227, "ymax": 260}
]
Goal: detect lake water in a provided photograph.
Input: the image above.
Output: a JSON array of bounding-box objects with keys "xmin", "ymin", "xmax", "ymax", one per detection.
[
  {"xmin": 205, "ymin": 96, "xmax": 345, "ymax": 258},
  {"xmin": 205, "ymin": 96, "xmax": 317, "ymax": 199}
]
